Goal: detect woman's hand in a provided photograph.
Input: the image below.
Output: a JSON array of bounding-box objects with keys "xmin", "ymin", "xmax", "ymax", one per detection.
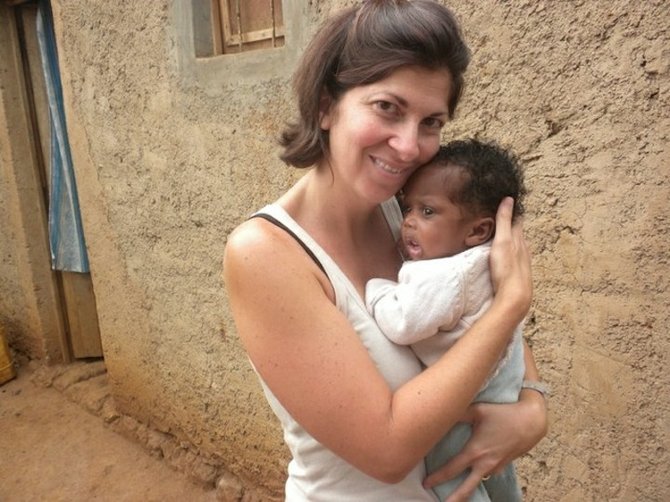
[
  {"xmin": 423, "ymin": 393, "xmax": 548, "ymax": 502},
  {"xmin": 489, "ymin": 197, "xmax": 532, "ymax": 318}
]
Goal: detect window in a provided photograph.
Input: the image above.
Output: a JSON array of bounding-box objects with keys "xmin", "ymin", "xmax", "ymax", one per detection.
[
  {"xmin": 216, "ymin": 0, "xmax": 284, "ymax": 53},
  {"xmin": 193, "ymin": 0, "xmax": 284, "ymax": 57},
  {"xmin": 179, "ymin": 0, "xmax": 305, "ymax": 87}
]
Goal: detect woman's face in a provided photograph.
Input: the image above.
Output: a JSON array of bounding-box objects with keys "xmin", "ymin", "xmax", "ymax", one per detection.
[{"xmin": 319, "ymin": 66, "xmax": 453, "ymax": 203}]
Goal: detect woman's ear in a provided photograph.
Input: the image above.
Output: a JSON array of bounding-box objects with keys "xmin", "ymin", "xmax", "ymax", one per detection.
[
  {"xmin": 319, "ymin": 91, "xmax": 333, "ymax": 130},
  {"xmin": 465, "ymin": 217, "xmax": 495, "ymax": 247}
]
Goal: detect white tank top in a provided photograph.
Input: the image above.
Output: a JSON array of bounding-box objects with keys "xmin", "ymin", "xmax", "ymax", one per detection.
[{"xmin": 253, "ymin": 199, "xmax": 438, "ymax": 502}]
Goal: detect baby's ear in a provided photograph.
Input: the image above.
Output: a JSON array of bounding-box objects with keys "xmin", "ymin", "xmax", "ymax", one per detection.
[{"xmin": 465, "ymin": 217, "xmax": 495, "ymax": 247}]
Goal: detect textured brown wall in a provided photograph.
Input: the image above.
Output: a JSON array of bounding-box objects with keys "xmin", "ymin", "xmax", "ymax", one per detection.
[
  {"xmin": 43, "ymin": 0, "xmax": 669, "ymax": 500},
  {"xmin": 445, "ymin": 1, "xmax": 669, "ymax": 501}
]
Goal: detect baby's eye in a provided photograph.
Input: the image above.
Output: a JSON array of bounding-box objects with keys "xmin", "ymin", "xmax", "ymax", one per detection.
[
  {"xmin": 401, "ymin": 205, "xmax": 411, "ymax": 216},
  {"xmin": 422, "ymin": 207, "xmax": 434, "ymax": 216}
]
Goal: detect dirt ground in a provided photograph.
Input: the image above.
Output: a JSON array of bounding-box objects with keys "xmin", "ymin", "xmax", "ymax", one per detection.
[{"xmin": 0, "ymin": 362, "xmax": 218, "ymax": 502}]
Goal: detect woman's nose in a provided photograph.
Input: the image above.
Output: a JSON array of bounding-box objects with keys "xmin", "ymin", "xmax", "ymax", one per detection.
[{"xmin": 389, "ymin": 124, "xmax": 420, "ymax": 163}]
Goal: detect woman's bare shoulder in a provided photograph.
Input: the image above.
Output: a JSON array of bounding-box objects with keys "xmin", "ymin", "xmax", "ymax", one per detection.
[
  {"xmin": 225, "ymin": 217, "xmax": 292, "ymax": 268},
  {"xmin": 224, "ymin": 215, "xmax": 332, "ymax": 300},
  {"xmin": 225, "ymin": 217, "xmax": 273, "ymax": 253}
]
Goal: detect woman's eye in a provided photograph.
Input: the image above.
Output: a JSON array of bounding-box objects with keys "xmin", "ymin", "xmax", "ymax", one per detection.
[
  {"xmin": 374, "ymin": 100, "xmax": 398, "ymax": 114},
  {"xmin": 422, "ymin": 117, "xmax": 445, "ymax": 130}
]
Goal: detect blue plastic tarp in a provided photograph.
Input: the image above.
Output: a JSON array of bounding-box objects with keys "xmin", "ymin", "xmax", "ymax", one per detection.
[{"xmin": 36, "ymin": 0, "xmax": 89, "ymax": 272}]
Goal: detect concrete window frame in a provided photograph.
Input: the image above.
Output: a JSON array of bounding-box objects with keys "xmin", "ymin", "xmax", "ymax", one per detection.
[
  {"xmin": 208, "ymin": 0, "xmax": 285, "ymax": 55},
  {"xmin": 174, "ymin": 0, "xmax": 307, "ymax": 87}
]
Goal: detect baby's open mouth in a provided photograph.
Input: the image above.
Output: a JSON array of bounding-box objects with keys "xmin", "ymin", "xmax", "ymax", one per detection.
[{"xmin": 404, "ymin": 239, "xmax": 422, "ymax": 259}]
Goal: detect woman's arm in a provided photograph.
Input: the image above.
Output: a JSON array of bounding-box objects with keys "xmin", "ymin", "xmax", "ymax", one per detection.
[
  {"xmin": 423, "ymin": 339, "xmax": 549, "ymax": 501},
  {"xmin": 223, "ymin": 199, "xmax": 532, "ymax": 483}
]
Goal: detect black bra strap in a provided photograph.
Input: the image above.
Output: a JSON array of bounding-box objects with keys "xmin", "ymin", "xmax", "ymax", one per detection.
[{"xmin": 250, "ymin": 213, "xmax": 327, "ymax": 276}]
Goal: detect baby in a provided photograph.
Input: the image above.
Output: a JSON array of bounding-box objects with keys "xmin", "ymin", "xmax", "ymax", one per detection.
[{"xmin": 366, "ymin": 139, "xmax": 528, "ymax": 502}]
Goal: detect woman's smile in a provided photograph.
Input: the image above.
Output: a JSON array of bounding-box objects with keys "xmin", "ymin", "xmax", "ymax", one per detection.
[{"xmin": 371, "ymin": 156, "xmax": 412, "ymax": 176}]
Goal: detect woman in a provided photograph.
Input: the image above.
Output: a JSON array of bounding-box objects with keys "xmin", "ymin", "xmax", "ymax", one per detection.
[{"xmin": 224, "ymin": 1, "xmax": 548, "ymax": 501}]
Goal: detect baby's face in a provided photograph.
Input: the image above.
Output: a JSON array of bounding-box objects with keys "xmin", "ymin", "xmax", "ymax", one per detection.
[{"xmin": 400, "ymin": 165, "xmax": 476, "ymax": 260}]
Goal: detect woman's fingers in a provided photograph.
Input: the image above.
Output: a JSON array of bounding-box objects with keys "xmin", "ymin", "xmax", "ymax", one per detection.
[
  {"xmin": 443, "ymin": 470, "xmax": 487, "ymax": 502},
  {"xmin": 423, "ymin": 450, "xmax": 472, "ymax": 489},
  {"xmin": 423, "ymin": 450, "xmax": 492, "ymax": 502},
  {"xmin": 494, "ymin": 197, "xmax": 514, "ymax": 243},
  {"xmin": 489, "ymin": 197, "xmax": 532, "ymax": 314}
]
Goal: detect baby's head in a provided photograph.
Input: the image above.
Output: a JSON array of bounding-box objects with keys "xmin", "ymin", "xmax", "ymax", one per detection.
[{"xmin": 399, "ymin": 139, "xmax": 526, "ymax": 260}]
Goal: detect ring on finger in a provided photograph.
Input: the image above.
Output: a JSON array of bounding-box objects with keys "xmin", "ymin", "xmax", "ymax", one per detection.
[{"xmin": 482, "ymin": 475, "xmax": 491, "ymax": 481}]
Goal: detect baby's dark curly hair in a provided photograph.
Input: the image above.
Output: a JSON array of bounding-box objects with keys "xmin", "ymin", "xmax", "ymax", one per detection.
[{"xmin": 428, "ymin": 138, "xmax": 526, "ymax": 221}]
